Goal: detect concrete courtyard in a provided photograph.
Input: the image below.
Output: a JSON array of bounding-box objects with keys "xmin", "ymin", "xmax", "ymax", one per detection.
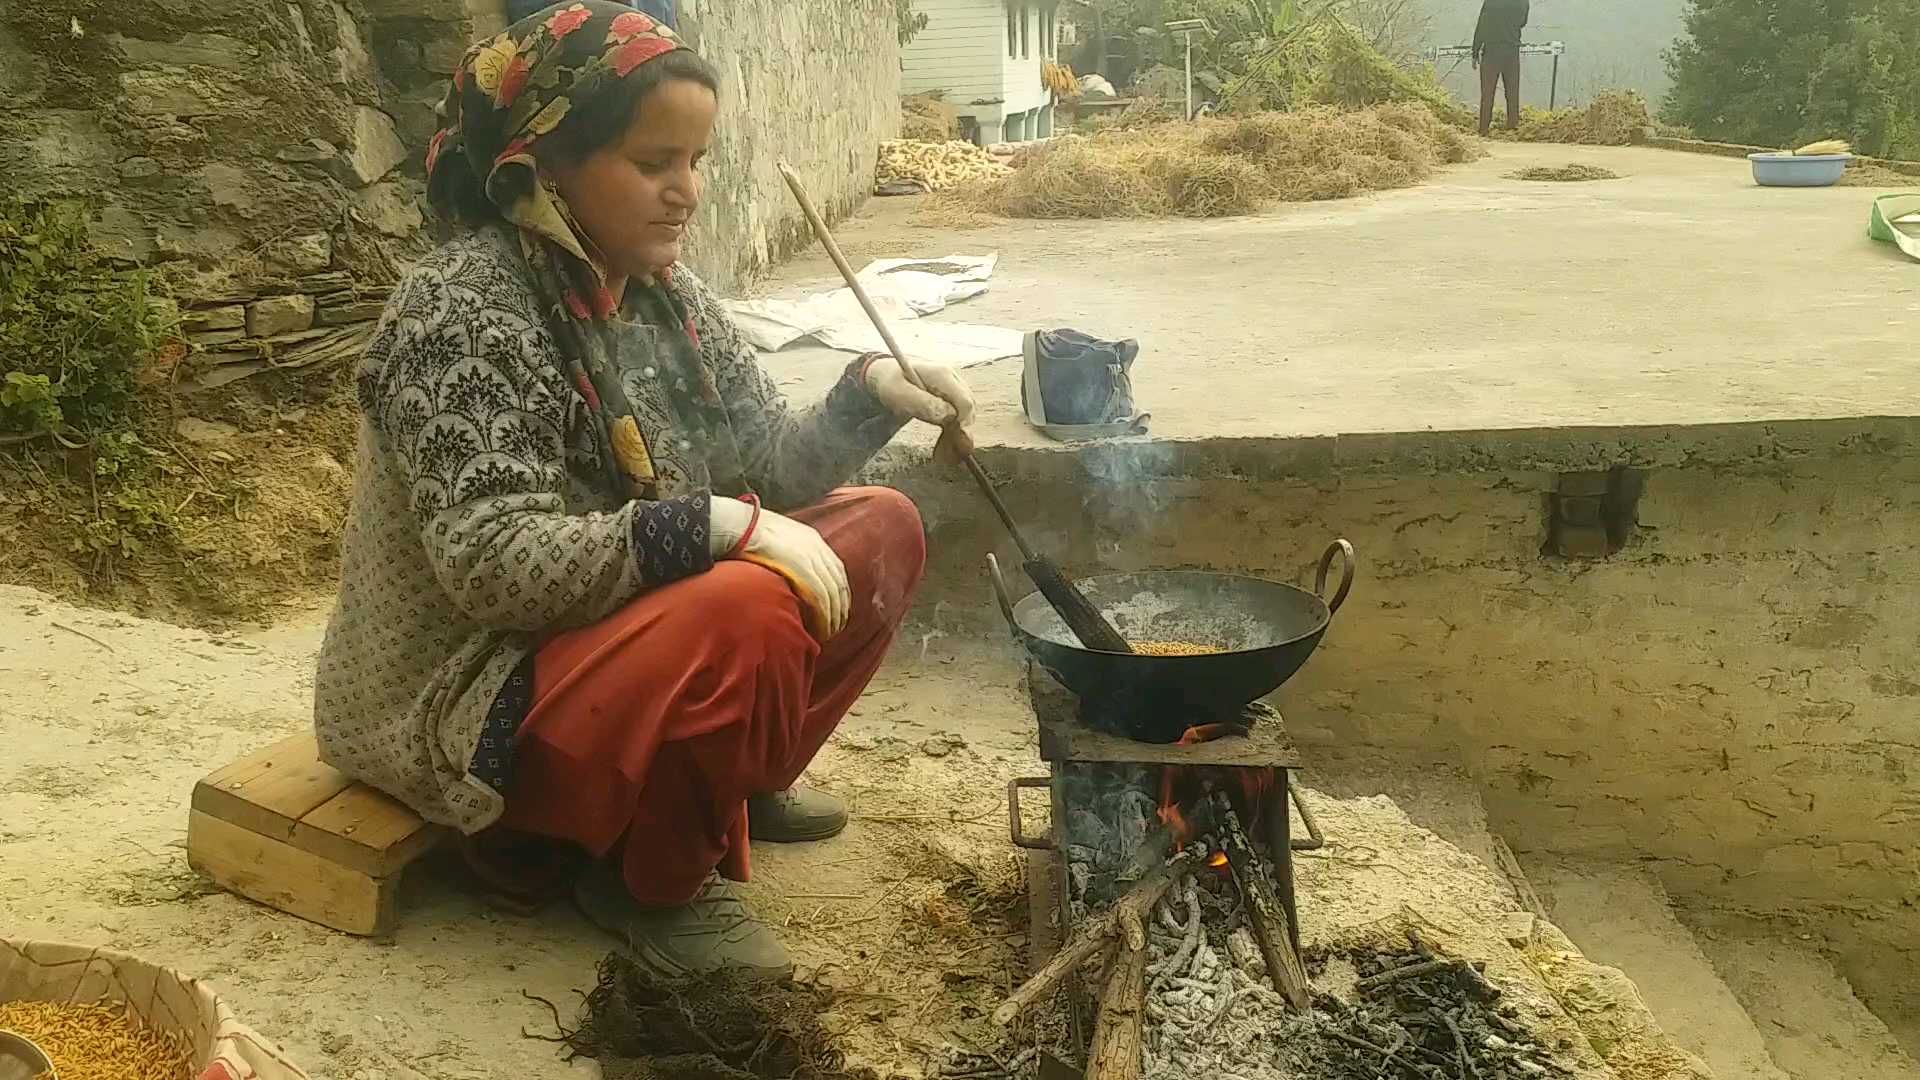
[{"xmin": 760, "ymin": 142, "xmax": 1918, "ymax": 454}]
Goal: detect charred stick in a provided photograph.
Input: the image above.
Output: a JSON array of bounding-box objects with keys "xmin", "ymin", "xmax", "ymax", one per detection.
[
  {"xmin": 1325, "ymin": 1029, "xmax": 1438, "ymax": 1079},
  {"xmin": 1406, "ymin": 929, "xmax": 1502, "ymax": 1002},
  {"xmin": 993, "ymin": 852, "xmax": 1196, "ymax": 1026},
  {"xmin": 1357, "ymin": 958, "xmax": 1464, "ymax": 990},
  {"xmin": 1148, "ymin": 877, "xmax": 1202, "ymax": 989},
  {"xmin": 1220, "ymin": 807, "xmax": 1310, "ymax": 1010},
  {"xmin": 1445, "ymin": 1011, "xmax": 1481, "ymax": 1080}
]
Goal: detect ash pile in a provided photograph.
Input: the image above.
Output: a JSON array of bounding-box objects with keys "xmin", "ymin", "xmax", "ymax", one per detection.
[
  {"xmin": 1144, "ymin": 929, "xmax": 1573, "ymax": 1080},
  {"xmin": 976, "ymin": 764, "xmax": 1578, "ymax": 1080}
]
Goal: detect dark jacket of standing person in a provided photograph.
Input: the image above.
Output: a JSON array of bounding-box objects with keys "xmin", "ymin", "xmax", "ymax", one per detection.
[{"xmin": 1472, "ymin": 0, "xmax": 1529, "ymax": 62}]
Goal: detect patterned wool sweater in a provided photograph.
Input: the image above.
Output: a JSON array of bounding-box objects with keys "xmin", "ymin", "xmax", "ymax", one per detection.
[{"xmin": 314, "ymin": 227, "xmax": 905, "ymax": 832}]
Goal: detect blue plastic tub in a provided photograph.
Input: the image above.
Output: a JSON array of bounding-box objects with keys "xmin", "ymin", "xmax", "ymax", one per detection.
[{"xmin": 1749, "ymin": 152, "xmax": 1851, "ymax": 187}]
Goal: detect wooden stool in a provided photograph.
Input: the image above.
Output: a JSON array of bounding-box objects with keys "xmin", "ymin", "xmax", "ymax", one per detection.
[{"xmin": 187, "ymin": 733, "xmax": 443, "ymax": 936}]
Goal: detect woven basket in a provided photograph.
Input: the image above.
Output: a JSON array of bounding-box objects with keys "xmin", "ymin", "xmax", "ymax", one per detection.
[{"xmin": 0, "ymin": 939, "xmax": 308, "ymax": 1080}]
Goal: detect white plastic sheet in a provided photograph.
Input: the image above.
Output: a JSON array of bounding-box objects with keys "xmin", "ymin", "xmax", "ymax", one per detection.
[{"xmin": 725, "ymin": 254, "xmax": 1024, "ymax": 368}]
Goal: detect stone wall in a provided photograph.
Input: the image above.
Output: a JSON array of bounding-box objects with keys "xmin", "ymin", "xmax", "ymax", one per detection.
[
  {"xmin": 0, "ymin": 0, "xmax": 898, "ymax": 352},
  {"xmin": 674, "ymin": 0, "xmax": 901, "ymax": 293},
  {"xmin": 0, "ymin": 1, "xmax": 413, "ymax": 271},
  {"xmin": 880, "ymin": 418, "xmax": 1920, "ymax": 1036},
  {"xmin": 368, "ymin": 0, "xmax": 902, "ymax": 293},
  {"xmin": 0, "ymin": 0, "xmax": 439, "ymax": 381}
]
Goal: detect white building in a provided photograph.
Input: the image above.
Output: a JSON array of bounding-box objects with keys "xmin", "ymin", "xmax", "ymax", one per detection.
[{"xmin": 901, "ymin": 0, "xmax": 1060, "ymax": 145}]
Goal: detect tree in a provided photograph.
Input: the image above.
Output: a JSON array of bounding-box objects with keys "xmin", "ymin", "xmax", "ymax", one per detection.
[
  {"xmin": 1072, "ymin": 0, "xmax": 1433, "ymax": 85},
  {"xmin": 895, "ymin": 0, "xmax": 929, "ymax": 45},
  {"xmin": 1340, "ymin": 0, "xmax": 1431, "ymax": 63},
  {"xmin": 1663, "ymin": 0, "xmax": 1920, "ymax": 158}
]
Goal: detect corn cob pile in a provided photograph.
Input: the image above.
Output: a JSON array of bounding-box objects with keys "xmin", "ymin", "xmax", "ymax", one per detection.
[{"xmin": 877, "ymin": 139, "xmax": 1014, "ymax": 192}]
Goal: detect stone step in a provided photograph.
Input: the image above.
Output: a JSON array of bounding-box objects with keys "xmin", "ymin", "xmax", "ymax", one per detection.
[
  {"xmin": 1683, "ymin": 914, "xmax": 1920, "ymax": 1080},
  {"xmin": 1527, "ymin": 859, "xmax": 1789, "ymax": 1080}
]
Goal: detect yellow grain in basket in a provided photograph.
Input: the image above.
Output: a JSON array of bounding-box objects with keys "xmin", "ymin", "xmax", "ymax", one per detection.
[{"xmin": 0, "ymin": 1000, "xmax": 193, "ymax": 1080}]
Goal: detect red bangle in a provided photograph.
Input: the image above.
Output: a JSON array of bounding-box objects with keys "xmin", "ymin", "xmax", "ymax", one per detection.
[
  {"xmin": 726, "ymin": 493, "xmax": 761, "ymax": 558},
  {"xmin": 857, "ymin": 352, "xmax": 886, "ymax": 386}
]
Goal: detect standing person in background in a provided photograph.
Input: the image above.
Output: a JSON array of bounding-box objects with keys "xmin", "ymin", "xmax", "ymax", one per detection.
[
  {"xmin": 1473, "ymin": 0, "xmax": 1528, "ymax": 136},
  {"xmin": 507, "ymin": 0, "xmax": 674, "ymax": 28}
]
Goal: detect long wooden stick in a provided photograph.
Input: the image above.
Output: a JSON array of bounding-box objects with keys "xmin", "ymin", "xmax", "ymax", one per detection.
[
  {"xmin": 1221, "ymin": 808, "xmax": 1310, "ymax": 1010},
  {"xmin": 1085, "ymin": 940, "xmax": 1150, "ymax": 1080},
  {"xmin": 773, "ymin": 162, "xmax": 1010, "ymax": 501},
  {"xmin": 776, "ymin": 160, "xmax": 1134, "ymax": 655},
  {"xmin": 992, "ymin": 852, "xmax": 1196, "ymax": 1027}
]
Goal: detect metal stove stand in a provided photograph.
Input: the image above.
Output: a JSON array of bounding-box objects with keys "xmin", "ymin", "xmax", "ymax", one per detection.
[{"xmin": 1006, "ymin": 662, "xmax": 1324, "ymax": 969}]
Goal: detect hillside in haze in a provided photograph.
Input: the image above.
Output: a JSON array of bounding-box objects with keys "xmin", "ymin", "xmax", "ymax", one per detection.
[{"xmin": 1416, "ymin": 0, "xmax": 1690, "ymax": 111}]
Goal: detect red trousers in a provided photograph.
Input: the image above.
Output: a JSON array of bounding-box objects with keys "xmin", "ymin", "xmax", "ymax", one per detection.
[{"xmin": 494, "ymin": 486, "xmax": 925, "ymax": 905}]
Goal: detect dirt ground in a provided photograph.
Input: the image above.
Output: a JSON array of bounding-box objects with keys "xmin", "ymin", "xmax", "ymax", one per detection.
[
  {"xmin": 0, "ymin": 583, "xmax": 1715, "ymax": 1079},
  {"xmin": 0, "ymin": 583, "xmax": 1045, "ymax": 1078}
]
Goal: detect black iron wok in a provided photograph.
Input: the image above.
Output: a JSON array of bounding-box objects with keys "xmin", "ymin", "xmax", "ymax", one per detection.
[{"xmin": 987, "ymin": 541, "xmax": 1354, "ymax": 742}]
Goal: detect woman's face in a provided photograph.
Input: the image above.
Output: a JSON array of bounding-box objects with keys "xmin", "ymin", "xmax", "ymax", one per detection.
[{"xmin": 550, "ymin": 77, "xmax": 717, "ymax": 279}]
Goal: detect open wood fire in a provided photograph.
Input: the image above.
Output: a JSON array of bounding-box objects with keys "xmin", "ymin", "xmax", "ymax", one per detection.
[
  {"xmin": 999, "ymin": 759, "xmax": 1311, "ymax": 1080},
  {"xmin": 985, "ymin": 670, "xmax": 1575, "ymax": 1080}
]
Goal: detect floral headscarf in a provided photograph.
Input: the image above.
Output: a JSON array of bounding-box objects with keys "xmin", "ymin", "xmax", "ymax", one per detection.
[{"xmin": 427, "ymin": 1, "xmax": 741, "ymax": 500}]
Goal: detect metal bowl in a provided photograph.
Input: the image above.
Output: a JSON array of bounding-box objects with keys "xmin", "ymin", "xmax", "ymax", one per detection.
[
  {"xmin": 987, "ymin": 540, "xmax": 1354, "ymax": 741},
  {"xmin": 0, "ymin": 1028, "xmax": 55, "ymax": 1080}
]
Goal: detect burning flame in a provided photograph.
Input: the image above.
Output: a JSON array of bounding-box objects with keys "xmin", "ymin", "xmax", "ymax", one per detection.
[
  {"xmin": 1156, "ymin": 796, "xmax": 1190, "ymax": 843},
  {"xmin": 1153, "ymin": 727, "xmax": 1281, "ymax": 851},
  {"xmin": 1206, "ymin": 851, "xmax": 1229, "ymax": 870}
]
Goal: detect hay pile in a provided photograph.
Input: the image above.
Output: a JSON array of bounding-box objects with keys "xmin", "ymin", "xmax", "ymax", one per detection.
[
  {"xmin": 1223, "ymin": 17, "xmax": 1472, "ymax": 129},
  {"xmin": 900, "ymin": 94, "xmax": 955, "ymax": 143},
  {"xmin": 1081, "ymin": 97, "xmax": 1184, "ymax": 134},
  {"xmin": 877, "ymin": 139, "xmax": 1012, "ymax": 193},
  {"xmin": 1839, "ymin": 160, "xmax": 1920, "ymax": 187},
  {"xmin": 1509, "ymin": 164, "xmax": 1622, "ymax": 182},
  {"xmin": 552, "ymin": 955, "xmax": 876, "ymax": 1080},
  {"xmin": 947, "ymin": 103, "xmax": 1474, "ymax": 219},
  {"xmin": 1513, "ymin": 90, "xmax": 1651, "ymax": 146}
]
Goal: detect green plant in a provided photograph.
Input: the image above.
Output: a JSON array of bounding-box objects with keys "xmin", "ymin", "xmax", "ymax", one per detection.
[
  {"xmin": 1, "ymin": 195, "xmax": 185, "ymax": 577},
  {"xmin": 1664, "ymin": 0, "xmax": 1920, "ymax": 160},
  {"xmin": 895, "ymin": 0, "xmax": 928, "ymax": 45},
  {"xmin": 0, "ymin": 197, "xmax": 177, "ymax": 442}
]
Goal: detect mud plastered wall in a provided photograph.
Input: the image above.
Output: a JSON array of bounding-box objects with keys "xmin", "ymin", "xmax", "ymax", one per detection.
[{"xmin": 884, "ymin": 420, "xmax": 1920, "ymax": 1032}]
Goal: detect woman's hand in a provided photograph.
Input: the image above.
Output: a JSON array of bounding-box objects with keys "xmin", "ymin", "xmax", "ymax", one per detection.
[
  {"xmin": 865, "ymin": 355, "xmax": 976, "ymax": 461},
  {"xmin": 710, "ymin": 496, "xmax": 850, "ymax": 638},
  {"xmin": 865, "ymin": 355, "xmax": 975, "ymax": 429}
]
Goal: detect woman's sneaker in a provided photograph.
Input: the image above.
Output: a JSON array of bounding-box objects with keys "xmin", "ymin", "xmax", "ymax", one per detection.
[
  {"xmin": 747, "ymin": 785, "xmax": 848, "ymax": 842},
  {"xmin": 573, "ymin": 863, "xmax": 792, "ymax": 979}
]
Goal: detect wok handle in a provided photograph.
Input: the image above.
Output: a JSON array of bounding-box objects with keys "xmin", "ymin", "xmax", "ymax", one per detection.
[
  {"xmin": 985, "ymin": 553, "xmax": 1021, "ymax": 637},
  {"xmin": 1315, "ymin": 539, "xmax": 1356, "ymax": 615}
]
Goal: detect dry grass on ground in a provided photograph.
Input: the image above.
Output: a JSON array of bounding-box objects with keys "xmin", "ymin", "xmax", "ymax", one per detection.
[
  {"xmin": 1509, "ymin": 164, "xmax": 1623, "ymax": 182},
  {"xmin": 0, "ymin": 371, "xmax": 358, "ymax": 628},
  {"xmin": 1838, "ymin": 161, "xmax": 1920, "ymax": 187},
  {"xmin": 1509, "ymin": 90, "xmax": 1653, "ymax": 147},
  {"xmin": 938, "ymin": 103, "xmax": 1475, "ymax": 220}
]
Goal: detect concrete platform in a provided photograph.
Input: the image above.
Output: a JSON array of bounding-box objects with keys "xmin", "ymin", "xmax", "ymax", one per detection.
[{"xmin": 757, "ymin": 142, "xmax": 1918, "ymax": 460}]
